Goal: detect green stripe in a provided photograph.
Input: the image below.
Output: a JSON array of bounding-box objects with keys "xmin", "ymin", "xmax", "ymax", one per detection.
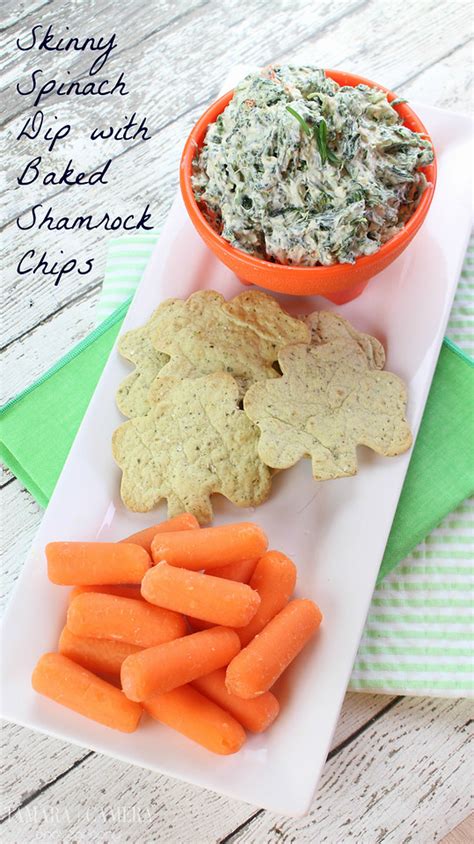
[
  {"xmin": 354, "ymin": 660, "xmax": 472, "ymax": 674},
  {"xmin": 358, "ymin": 644, "xmax": 472, "ymax": 657},
  {"xmin": 378, "ymin": 581, "xmax": 471, "ymax": 592},
  {"xmin": 395, "ymin": 565, "xmax": 473, "ymax": 576},
  {"xmin": 349, "ymin": 678, "xmax": 473, "ymax": 690},
  {"xmin": 439, "ymin": 519, "xmax": 473, "ymax": 528},
  {"xmin": 363, "ymin": 628, "xmax": 474, "ymax": 641},
  {"xmin": 369, "ymin": 613, "xmax": 473, "ymax": 624},
  {"xmin": 425, "ymin": 534, "xmax": 473, "ymax": 545},
  {"xmin": 371, "ymin": 597, "xmax": 472, "ymax": 608},
  {"xmin": 410, "ymin": 550, "xmax": 473, "ymax": 560}
]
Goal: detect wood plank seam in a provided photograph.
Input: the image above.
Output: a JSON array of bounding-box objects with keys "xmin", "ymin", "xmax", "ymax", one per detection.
[
  {"xmin": 0, "ymin": 749, "xmax": 94, "ymax": 825},
  {"xmin": 326, "ymin": 695, "xmax": 402, "ymax": 760},
  {"xmin": 400, "ymin": 36, "xmax": 474, "ymax": 89},
  {"xmin": 0, "ymin": 279, "xmax": 103, "ymax": 353}
]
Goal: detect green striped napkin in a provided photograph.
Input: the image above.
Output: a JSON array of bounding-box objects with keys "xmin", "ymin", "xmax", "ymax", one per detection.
[{"xmin": 98, "ymin": 234, "xmax": 474, "ymax": 698}]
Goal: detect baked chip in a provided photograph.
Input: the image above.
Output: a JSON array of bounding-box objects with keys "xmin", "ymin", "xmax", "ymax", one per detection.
[
  {"xmin": 244, "ymin": 339, "xmax": 412, "ymax": 481},
  {"xmin": 148, "ymin": 290, "xmax": 310, "ymax": 396},
  {"xmin": 116, "ymin": 311, "xmax": 170, "ymax": 418},
  {"xmin": 112, "ymin": 372, "xmax": 272, "ymax": 524},
  {"xmin": 304, "ymin": 311, "xmax": 385, "ymax": 369}
]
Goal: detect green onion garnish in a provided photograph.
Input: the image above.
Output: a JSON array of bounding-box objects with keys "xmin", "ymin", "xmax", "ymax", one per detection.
[
  {"xmin": 316, "ymin": 118, "xmax": 340, "ymax": 166},
  {"xmin": 286, "ymin": 106, "xmax": 312, "ymax": 136},
  {"xmin": 286, "ymin": 107, "xmax": 340, "ymax": 165}
]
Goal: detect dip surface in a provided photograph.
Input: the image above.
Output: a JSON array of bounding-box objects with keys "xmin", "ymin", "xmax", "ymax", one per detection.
[{"xmin": 192, "ymin": 66, "xmax": 434, "ymax": 266}]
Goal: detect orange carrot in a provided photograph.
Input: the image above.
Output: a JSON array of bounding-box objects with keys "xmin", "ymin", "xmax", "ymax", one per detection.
[
  {"xmin": 144, "ymin": 685, "xmax": 245, "ymax": 755},
  {"xmin": 32, "ymin": 652, "xmax": 142, "ymax": 732},
  {"xmin": 193, "ymin": 668, "xmax": 279, "ymax": 733},
  {"xmin": 67, "ymin": 592, "xmax": 187, "ymax": 648},
  {"xmin": 121, "ymin": 627, "xmax": 240, "ymax": 702},
  {"xmin": 141, "ymin": 562, "xmax": 261, "ymax": 627},
  {"xmin": 151, "ymin": 522, "xmax": 268, "ymax": 571},
  {"xmin": 47, "ymin": 542, "xmax": 150, "ymax": 585},
  {"xmin": 68, "ymin": 584, "xmax": 143, "ymax": 605},
  {"xmin": 59, "ymin": 626, "xmax": 141, "ymax": 676},
  {"xmin": 226, "ymin": 599, "xmax": 322, "ymax": 699},
  {"xmin": 185, "ymin": 558, "xmax": 259, "ymax": 631},
  {"xmin": 120, "ymin": 513, "xmax": 200, "ymax": 554},
  {"xmin": 236, "ymin": 551, "xmax": 297, "ymax": 647},
  {"xmin": 211, "ymin": 558, "xmax": 258, "ymax": 583}
]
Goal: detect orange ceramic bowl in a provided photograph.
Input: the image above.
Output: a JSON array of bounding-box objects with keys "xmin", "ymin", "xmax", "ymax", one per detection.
[{"xmin": 180, "ymin": 70, "xmax": 436, "ymax": 303}]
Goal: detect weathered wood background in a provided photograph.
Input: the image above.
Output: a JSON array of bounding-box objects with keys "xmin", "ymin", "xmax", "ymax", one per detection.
[{"xmin": 1, "ymin": 0, "xmax": 472, "ymax": 841}]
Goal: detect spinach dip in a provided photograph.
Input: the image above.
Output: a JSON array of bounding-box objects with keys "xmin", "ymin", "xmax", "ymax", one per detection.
[{"xmin": 192, "ymin": 66, "xmax": 434, "ymax": 266}]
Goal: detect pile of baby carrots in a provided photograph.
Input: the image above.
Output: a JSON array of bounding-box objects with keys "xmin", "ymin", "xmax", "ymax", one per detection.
[{"xmin": 32, "ymin": 513, "xmax": 322, "ymax": 755}]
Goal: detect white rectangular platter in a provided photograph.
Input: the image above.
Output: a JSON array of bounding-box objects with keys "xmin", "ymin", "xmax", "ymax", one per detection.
[{"xmin": 1, "ymin": 85, "xmax": 472, "ymax": 815}]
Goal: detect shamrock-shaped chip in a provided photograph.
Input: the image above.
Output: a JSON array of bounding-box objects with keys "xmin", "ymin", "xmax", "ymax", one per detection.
[
  {"xmin": 148, "ymin": 290, "xmax": 310, "ymax": 396},
  {"xmin": 244, "ymin": 340, "xmax": 412, "ymax": 481},
  {"xmin": 304, "ymin": 311, "xmax": 385, "ymax": 369},
  {"xmin": 116, "ymin": 310, "xmax": 170, "ymax": 417},
  {"xmin": 112, "ymin": 372, "xmax": 272, "ymax": 524}
]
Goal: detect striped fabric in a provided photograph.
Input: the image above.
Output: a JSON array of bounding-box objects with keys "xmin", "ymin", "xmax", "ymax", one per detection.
[
  {"xmin": 96, "ymin": 235, "xmax": 159, "ymax": 324},
  {"xmin": 350, "ymin": 237, "xmax": 473, "ymax": 697},
  {"xmin": 98, "ymin": 234, "xmax": 473, "ymax": 698}
]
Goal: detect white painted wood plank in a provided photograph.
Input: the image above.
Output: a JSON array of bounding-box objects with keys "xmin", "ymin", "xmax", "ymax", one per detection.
[
  {"xmin": 1, "ymin": 0, "xmax": 359, "ymax": 226},
  {"xmin": 1, "ymin": 480, "xmax": 42, "ymax": 612},
  {"xmin": 1, "ymin": 692, "xmax": 396, "ymax": 833},
  {"xmin": 0, "ymin": 0, "xmax": 208, "ymax": 111},
  {"xmin": 2, "ymin": 0, "xmax": 470, "ymax": 360},
  {"xmin": 401, "ymin": 39, "xmax": 473, "ymax": 112},
  {"xmin": 0, "ymin": 724, "xmax": 91, "ymax": 823},
  {"xmin": 2, "ymin": 697, "xmax": 469, "ymax": 843},
  {"xmin": 0, "ymin": 0, "xmax": 52, "ymax": 32},
  {"xmin": 230, "ymin": 696, "xmax": 472, "ymax": 844},
  {"xmin": 0, "ymin": 465, "xmax": 15, "ymax": 487}
]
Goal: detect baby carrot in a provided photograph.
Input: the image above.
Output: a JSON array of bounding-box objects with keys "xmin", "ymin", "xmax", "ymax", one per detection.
[
  {"xmin": 59, "ymin": 626, "xmax": 141, "ymax": 676},
  {"xmin": 32, "ymin": 652, "xmax": 142, "ymax": 732},
  {"xmin": 121, "ymin": 627, "xmax": 240, "ymax": 702},
  {"xmin": 237, "ymin": 551, "xmax": 297, "ymax": 647},
  {"xmin": 47, "ymin": 542, "xmax": 150, "ymax": 585},
  {"xmin": 226, "ymin": 599, "xmax": 322, "ymax": 699},
  {"xmin": 151, "ymin": 522, "xmax": 268, "ymax": 571},
  {"xmin": 211, "ymin": 558, "xmax": 258, "ymax": 583},
  {"xmin": 67, "ymin": 592, "xmax": 187, "ymax": 648},
  {"xmin": 186, "ymin": 559, "xmax": 259, "ymax": 631},
  {"xmin": 141, "ymin": 562, "xmax": 261, "ymax": 627},
  {"xmin": 144, "ymin": 685, "xmax": 246, "ymax": 755},
  {"xmin": 68, "ymin": 584, "xmax": 143, "ymax": 605},
  {"xmin": 120, "ymin": 513, "xmax": 200, "ymax": 554},
  {"xmin": 193, "ymin": 668, "xmax": 279, "ymax": 733}
]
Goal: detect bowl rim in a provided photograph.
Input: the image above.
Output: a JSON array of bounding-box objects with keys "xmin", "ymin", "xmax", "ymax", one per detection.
[{"xmin": 180, "ymin": 68, "xmax": 437, "ymax": 276}]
